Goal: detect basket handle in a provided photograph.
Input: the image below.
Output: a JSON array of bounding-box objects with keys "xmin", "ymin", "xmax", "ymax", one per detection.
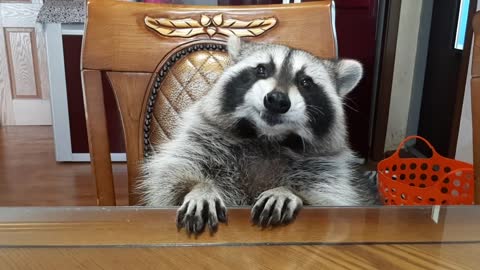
[{"xmin": 393, "ymin": 136, "xmax": 440, "ymax": 158}]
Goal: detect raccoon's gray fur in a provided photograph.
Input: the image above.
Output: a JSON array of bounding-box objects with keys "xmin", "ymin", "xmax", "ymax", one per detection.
[{"xmin": 139, "ymin": 36, "xmax": 379, "ymax": 234}]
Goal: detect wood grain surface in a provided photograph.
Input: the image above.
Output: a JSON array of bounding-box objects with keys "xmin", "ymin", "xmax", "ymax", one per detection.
[
  {"xmin": 82, "ymin": 70, "xmax": 116, "ymax": 206},
  {"xmin": 0, "ymin": 3, "xmax": 40, "ymax": 25},
  {"xmin": 0, "ymin": 1, "xmax": 51, "ymax": 125},
  {"xmin": 0, "ymin": 244, "xmax": 478, "ymax": 270},
  {"xmin": 4, "ymin": 27, "xmax": 40, "ymax": 98},
  {"xmin": 0, "ymin": 206, "xmax": 479, "ymax": 269},
  {"xmin": 0, "ymin": 126, "xmax": 128, "ymax": 206},
  {"xmin": 106, "ymin": 72, "xmax": 152, "ymax": 205},
  {"xmin": 0, "ymin": 28, "xmax": 15, "ymax": 125},
  {"xmin": 82, "ymin": 0, "xmax": 336, "ymax": 72}
]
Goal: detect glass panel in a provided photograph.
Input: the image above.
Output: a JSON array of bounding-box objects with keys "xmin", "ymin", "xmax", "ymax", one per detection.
[{"xmin": 0, "ymin": 206, "xmax": 479, "ymax": 246}]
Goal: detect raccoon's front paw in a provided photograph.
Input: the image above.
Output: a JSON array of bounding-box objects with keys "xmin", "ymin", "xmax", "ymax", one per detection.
[
  {"xmin": 251, "ymin": 187, "xmax": 303, "ymax": 227},
  {"xmin": 176, "ymin": 195, "xmax": 228, "ymax": 235}
]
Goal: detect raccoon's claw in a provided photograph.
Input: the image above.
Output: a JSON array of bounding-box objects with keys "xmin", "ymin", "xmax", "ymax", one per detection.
[
  {"xmin": 176, "ymin": 197, "xmax": 227, "ymax": 236},
  {"xmin": 251, "ymin": 187, "xmax": 302, "ymax": 228}
]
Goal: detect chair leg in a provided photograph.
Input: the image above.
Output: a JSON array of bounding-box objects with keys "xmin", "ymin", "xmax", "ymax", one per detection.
[{"xmin": 82, "ymin": 69, "xmax": 116, "ymax": 206}]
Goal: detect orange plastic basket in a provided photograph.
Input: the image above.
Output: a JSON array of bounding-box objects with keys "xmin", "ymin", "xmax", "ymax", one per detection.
[{"xmin": 377, "ymin": 136, "xmax": 474, "ymax": 205}]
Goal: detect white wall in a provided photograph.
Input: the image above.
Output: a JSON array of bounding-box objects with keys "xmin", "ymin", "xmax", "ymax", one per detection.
[
  {"xmin": 455, "ymin": 1, "xmax": 480, "ymax": 163},
  {"xmin": 456, "ymin": 46, "xmax": 474, "ymax": 163},
  {"xmin": 384, "ymin": 0, "xmax": 425, "ymax": 151}
]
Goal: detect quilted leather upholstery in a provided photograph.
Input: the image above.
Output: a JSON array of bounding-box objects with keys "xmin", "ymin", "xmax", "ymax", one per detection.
[{"xmin": 149, "ymin": 50, "xmax": 229, "ymax": 149}]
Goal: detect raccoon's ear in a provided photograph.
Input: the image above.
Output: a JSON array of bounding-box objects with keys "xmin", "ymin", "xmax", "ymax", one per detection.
[
  {"xmin": 335, "ymin": 59, "xmax": 363, "ymax": 97},
  {"xmin": 227, "ymin": 35, "xmax": 244, "ymax": 62}
]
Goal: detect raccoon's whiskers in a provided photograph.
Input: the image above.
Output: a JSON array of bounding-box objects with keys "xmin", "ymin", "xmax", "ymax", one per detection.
[
  {"xmin": 342, "ymin": 98, "xmax": 359, "ymax": 113},
  {"xmin": 300, "ymin": 136, "xmax": 306, "ymax": 152},
  {"xmin": 306, "ymin": 105, "xmax": 324, "ymax": 116}
]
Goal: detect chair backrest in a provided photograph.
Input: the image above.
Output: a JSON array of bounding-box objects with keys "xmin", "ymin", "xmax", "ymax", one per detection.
[
  {"xmin": 81, "ymin": 0, "xmax": 337, "ymax": 206},
  {"xmin": 471, "ymin": 12, "xmax": 480, "ymax": 204}
]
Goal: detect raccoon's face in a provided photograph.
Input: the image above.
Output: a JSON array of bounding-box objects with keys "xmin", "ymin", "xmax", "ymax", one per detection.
[{"xmin": 205, "ymin": 36, "xmax": 363, "ymax": 149}]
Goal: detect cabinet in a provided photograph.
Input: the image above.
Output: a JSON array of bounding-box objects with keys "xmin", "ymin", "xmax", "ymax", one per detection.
[
  {"xmin": 45, "ymin": 24, "xmax": 126, "ymax": 162},
  {"xmin": 0, "ymin": 0, "xmax": 52, "ymax": 126}
]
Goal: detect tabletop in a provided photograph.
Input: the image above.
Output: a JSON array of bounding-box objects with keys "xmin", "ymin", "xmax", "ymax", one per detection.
[{"xmin": 0, "ymin": 206, "xmax": 479, "ymax": 269}]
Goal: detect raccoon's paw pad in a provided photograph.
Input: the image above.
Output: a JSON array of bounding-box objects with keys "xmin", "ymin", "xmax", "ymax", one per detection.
[
  {"xmin": 176, "ymin": 197, "xmax": 227, "ymax": 235},
  {"xmin": 251, "ymin": 187, "xmax": 303, "ymax": 228}
]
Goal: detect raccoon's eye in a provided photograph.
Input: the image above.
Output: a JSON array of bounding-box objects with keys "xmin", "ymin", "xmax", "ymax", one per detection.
[
  {"xmin": 299, "ymin": 77, "xmax": 313, "ymax": 88},
  {"xmin": 256, "ymin": 64, "xmax": 267, "ymax": 78}
]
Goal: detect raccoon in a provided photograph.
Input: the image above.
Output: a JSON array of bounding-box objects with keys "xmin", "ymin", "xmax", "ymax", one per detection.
[{"xmin": 139, "ymin": 36, "xmax": 379, "ymax": 235}]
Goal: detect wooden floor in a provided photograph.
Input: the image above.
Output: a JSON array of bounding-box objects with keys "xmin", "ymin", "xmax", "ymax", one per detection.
[{"xmin": 0, "ymin": 126, "xmax": 128, "ymax": 206}]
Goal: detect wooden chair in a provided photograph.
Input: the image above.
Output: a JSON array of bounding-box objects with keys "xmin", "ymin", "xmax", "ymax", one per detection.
[
  {"xmin": 81, "ymin": 0, "xmax": 338, "ymax": 206},
  {"xmin": 472, "ymin": 12, "xmax": 480, "ymax": 204}
]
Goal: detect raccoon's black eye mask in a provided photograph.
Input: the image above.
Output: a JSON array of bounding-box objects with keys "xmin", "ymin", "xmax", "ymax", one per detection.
[
  {"xmin": 298, "ymin": 76, "xmax": 314, "ymax": 89},
  {"xmin": 253, "ymin": 58, "xmax": 276, "ymax": 79},
  {"xmin": 221, "ymin": 59, "xmax": 273, "ymax": 114},
  {"xmin": 295, "ymin": 70, "xmax": 318, "ymax": 91},
  {"xmin": 256, "ymin": 64, "xmax": 267, "ymax": 78}
]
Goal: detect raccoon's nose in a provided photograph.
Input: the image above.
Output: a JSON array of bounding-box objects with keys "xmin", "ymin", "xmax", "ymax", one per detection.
[{"xmin": 264, "ymin": 91, "xmax": 291, "ymax": 114}]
